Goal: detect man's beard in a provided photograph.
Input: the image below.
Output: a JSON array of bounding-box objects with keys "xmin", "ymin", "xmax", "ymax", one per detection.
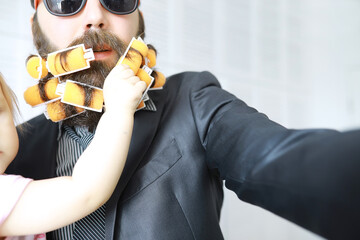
[{"xmin": 31, "ymin": 14, "xmax": 129, "ymax": 131}]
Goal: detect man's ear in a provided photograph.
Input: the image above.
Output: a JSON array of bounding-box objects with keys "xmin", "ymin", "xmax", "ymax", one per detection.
[
  {"xmin": 30, "ymin": 13, "xmax": 35, "ymax": 26},
  {"xmin": 29, "ymin": 13, "xmax": 36, "ymax": 42},
  {"xmin": 30, "ymin": 13, "xmax": 35, "ymax": 25}
]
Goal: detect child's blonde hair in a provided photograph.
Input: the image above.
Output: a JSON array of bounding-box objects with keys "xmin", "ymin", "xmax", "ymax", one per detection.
[{"xmin": 0, "ymin": 72, "xmax": 20, "ymax": 123}]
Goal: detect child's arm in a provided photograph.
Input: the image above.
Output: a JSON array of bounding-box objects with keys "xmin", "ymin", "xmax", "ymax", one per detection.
[{"xmin": 0, "ymin": 64, "xmax": 147, "ymax": 236}]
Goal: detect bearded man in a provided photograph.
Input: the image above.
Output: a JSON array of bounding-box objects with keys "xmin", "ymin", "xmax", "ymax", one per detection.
[{"xmin": 6, "ymin": 0, "xmax": 360, "ymax": 239}]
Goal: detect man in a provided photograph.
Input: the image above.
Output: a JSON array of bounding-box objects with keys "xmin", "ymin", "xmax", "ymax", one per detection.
[{"xmin": 6, "ymin": 0, "xmax": 360, "ymax": 239}]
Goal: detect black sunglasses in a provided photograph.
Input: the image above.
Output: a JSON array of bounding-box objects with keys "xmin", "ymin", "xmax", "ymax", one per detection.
[{"xmin": 42, "ymin": 0, "xmax": 139, "ymax": 17}]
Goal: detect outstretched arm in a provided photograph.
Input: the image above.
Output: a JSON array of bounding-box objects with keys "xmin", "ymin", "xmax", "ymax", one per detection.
[
  {"xmin": 0, "ymin": 64, "xmax": 147, "ymax": 236},
  {"xmin": 191, "ymin": 71, "xmax": 360, "ymax": 239}
]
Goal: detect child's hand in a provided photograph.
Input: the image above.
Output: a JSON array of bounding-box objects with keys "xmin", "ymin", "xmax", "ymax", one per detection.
[{"xmin": 103, "ymin": 64, "xmax": 147, "ymax": 114}]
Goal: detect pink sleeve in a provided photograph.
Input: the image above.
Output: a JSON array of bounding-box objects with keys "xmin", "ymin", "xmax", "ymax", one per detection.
[{"xmin": 0, "ymin": 175, "xmax": 33, "ymax": 226}]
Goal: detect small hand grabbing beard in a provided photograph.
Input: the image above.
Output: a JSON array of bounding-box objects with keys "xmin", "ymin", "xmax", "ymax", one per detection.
[{"xmin": 31, "ymin": 13, "xmax": 127, "ymax": 131}]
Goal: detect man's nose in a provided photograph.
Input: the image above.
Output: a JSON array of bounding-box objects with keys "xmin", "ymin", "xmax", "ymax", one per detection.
[{"xmin": 81, "ymin": 0, "xmax": 109, "ymax": 30}]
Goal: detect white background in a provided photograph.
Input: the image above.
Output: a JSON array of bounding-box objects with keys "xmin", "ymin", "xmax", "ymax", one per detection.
[{"xmin": 1, "ymin": 0, "xmax": 359, "ymax": 239}]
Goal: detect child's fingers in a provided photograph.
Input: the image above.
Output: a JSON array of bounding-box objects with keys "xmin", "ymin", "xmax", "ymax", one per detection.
[
  {"xmin": 114, "ymin": 63, "xmax": 131, "ymax": 72},
  {"xmin": 125, "ymin": 77, "xmax": 147, "ymax": 96},
  {"xmin": 125, "ymin": 76, "xmax": 138, "ymax": 84},
  {"xmin": 109, "ymin": 64, "xmax": 135, "ymax": 80},
  {"xmin": 135, "ymin": 80, "xmax": 147, "ymax": 93}
]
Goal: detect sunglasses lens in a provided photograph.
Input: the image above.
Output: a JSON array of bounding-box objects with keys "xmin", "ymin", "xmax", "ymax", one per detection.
[
  {"xmin": 46, "ymin": 0, "xmax": 83, "ymax": 15},
  {"xmin": 101, "ymin": 0, "xmax": 138, "ymax": 14}
]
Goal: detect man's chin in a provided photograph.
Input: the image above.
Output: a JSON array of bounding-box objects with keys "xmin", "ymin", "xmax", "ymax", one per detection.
[
  {"xmin": 63, "ymin": 109, "xmax": 102, "ymax": 133},
  {"xmin": 95, "ymin": 59, "xmax": 118, "ymax": 71}
]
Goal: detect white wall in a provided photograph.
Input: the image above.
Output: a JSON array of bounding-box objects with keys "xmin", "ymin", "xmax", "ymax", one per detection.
[
  {"xmin": 0, "ymin": 1, "xmax": 43, "ymax": 121},
  {"xmin": 1, "ymin": 0, "xmax": 359, "ymax": 239}
]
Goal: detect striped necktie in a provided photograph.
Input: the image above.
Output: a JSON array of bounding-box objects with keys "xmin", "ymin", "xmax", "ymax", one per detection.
[{"xmin": 62, "ymin": 126, "xmax": 106, "ymax": 240}]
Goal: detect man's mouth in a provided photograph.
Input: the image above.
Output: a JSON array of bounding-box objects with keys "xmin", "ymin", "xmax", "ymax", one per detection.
[{"xmin": 91, "ymin": 45, "xmax": 114, "ymax": 60}]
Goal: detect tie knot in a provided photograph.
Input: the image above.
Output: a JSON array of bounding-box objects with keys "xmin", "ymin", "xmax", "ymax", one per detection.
[{"xmin": 64, "ymin": 125, "xmax": 95, "ymax": 150}]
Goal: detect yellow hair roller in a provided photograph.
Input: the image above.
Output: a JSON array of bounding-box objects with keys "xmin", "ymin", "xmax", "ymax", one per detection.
[
  {"xmin": 61, "ymin": 80, "xmax": 104, "ymax": 112},
  {"xmin": 45, "ymin": 100, "xmax": 85, "ymax": 122},
  {"xmin": 46, "ymin": 44, "xmax": 95, "ymax": 77},
  {"xmin": 137, "ymin": 68, "xmax": 153, "ymax": 87},
  {"xmin": 120, "ymin": 49, "xmax": 143, "ymax": 75},
  {"xmin": 24, "ymin": 37, "xmax": 165, "ymax": 122},
  {"xmin": 26, "ymin": 55, "xmax": 48, "ymax": 79},
  {"xmin": 24, "ymin": 78, "xmax": 61, "ymax": 106},
  {"xmin": 130, "ymin": 39, "xmax": 149, "ymax": 57},
  {"xmin": 117, "ymin": 37, "xmax": 165, "ymax": 90},
  {"xmin": 151, "ymin": 71, "xmax": 166, "ymax": 89},
  {"xmin": 147, "ymin": 49, "xmax": 157, "ymax": 68}
]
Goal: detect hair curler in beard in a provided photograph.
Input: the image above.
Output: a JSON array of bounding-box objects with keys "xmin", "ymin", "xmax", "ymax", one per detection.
[
  {"xmin": 23, "ymin": 78, "xmax": 61, "ymax": 106},
  {"xmin": 146, "ymin": 48, "xmax": 157, "ymax": 68},
  {"xmin": 136, "ymin": 68, "xmax": 153, "ymax": 87},
  {"xmin": 26, "ymin": 55, "xmax": 48, "ymax": 80},
  {"xmin": 117, "ymin": 38, "xmax": 148, "ymax": 74},
  {"xmin": 61, "ymin": 80, "xmax": 104, "ymax": 112},
  {"xmin": 24, "ymin": 37, "xmax": 165, "ymax": 122},
  {"xmin": 117, "ymin": 37, "xmax": 166, "ymax": 90},
  {"xmin": 150, "ymin": 70, "xmax": 166, "ymax": 89},
  {"xmin": 45, "ymin": 100, "xmax": 85, "ymax": 122},
  {"xmin": 46, "ymin": 44, "xmax": 95, "ymax": 77},
  {"xmin": 119, "ymin": 48, "xmax": 144, "ymax": 75}
]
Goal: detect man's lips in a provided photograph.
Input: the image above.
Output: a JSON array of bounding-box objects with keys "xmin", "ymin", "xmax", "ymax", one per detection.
[
  {"xmin": 88, "ymin": 44, "xmax": 114, "ymax": 60},
  {"xmin": 93, "ymin": 49, "xmax": 114, "ymax": 61}
]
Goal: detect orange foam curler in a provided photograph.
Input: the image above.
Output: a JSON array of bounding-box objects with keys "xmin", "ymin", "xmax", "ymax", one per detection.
[
  {"xmin": 46, "ymin": 44, "xmax": 94, "ymax": 77},
  {"xmin": 118, "ymin": 49, "xmax": 143, "ymax": 75},
  {"xmin": 62, "ymin": 81, "xmax": 104, "ymax": 112},
  {"xmin": 24, "ymin": 78, "xmax": 60, "ymax": 106},
  {"xmin": 130, "ymin": 39, "xmax": 149, "ymax": 57},
  {"xmin": 137, "ymin": 68, "xmax": 153, "ymax": 87},
  {"xmin": 26, "ymin": 55, "xmax": 48, "ymax": 79},
  {"xmin": 151, "ymin": 71, "xmax": 166, "ymax": 89},
  {"xmin": 46, "ymin": 100, "xmax": 85, "ymax": 122},
  {"xmin": 147, "ymin": 49, "xmax": 157, "ymax": 68}
]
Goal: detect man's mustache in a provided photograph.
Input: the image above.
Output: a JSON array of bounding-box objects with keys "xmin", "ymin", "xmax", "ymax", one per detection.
[{"xmin": 67, "ymin": 30, "xmax": 126, "ymax": 58}]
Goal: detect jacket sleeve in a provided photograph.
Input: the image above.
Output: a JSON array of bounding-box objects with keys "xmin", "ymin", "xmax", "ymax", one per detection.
[{"xmin": 190, "ymin": 71, "xmax": 360, "ymax": 239}]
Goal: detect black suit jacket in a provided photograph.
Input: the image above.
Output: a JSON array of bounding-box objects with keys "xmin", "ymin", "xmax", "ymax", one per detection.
[{"xmin": 7, "ymin": 71, "xmax": 360, "ymax": 239}]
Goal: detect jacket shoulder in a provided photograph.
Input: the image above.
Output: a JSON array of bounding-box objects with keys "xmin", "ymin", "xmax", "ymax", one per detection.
[
  {"xmin": 18, "ymin": 114, "xmax": 57, "ymax": 137},
  {"xmin": 164, "ymin": 71, "xmax": 222, "ymax": 93},
  {"xmin": 6, "ymin": 114, "xmax": 58, "ymax": 179}
]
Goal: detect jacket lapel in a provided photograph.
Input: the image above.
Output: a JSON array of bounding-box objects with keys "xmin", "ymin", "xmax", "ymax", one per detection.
[{"xmin": 105, "ymin": 89, "xmax": 167, "ymax": 239}]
